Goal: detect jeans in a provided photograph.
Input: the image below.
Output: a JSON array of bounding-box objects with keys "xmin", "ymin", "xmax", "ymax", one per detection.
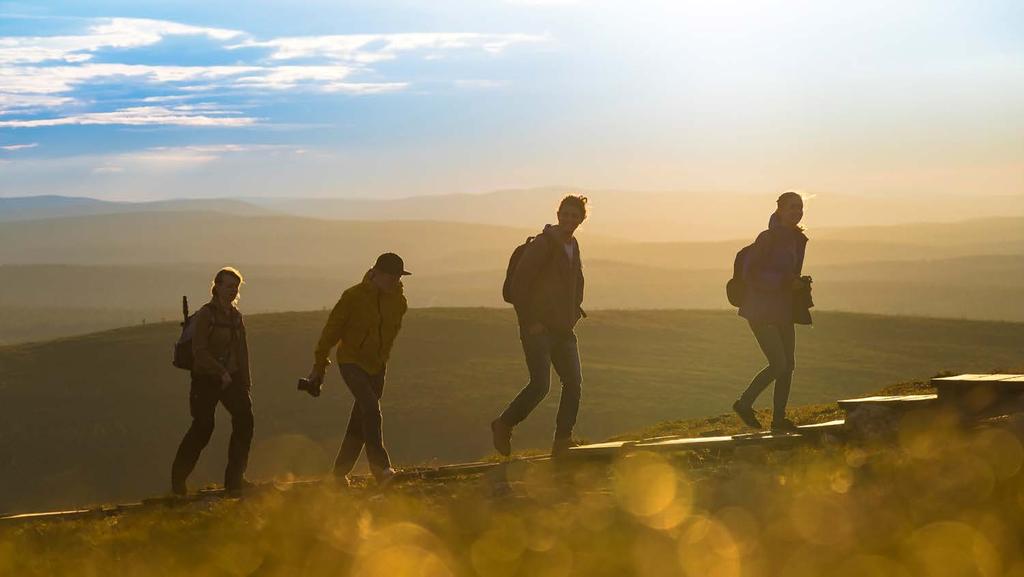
[
  {"xmin": 171, "ymin": 372, "xmax": 254, "ymax": 491},
  {"xmin": 738, "ymin": 321, "xmax": 796, "ymax": 422},
  {"xmin": 333, "ymin": 363, "xmax": 391, "ymax": 477},
  {"xmin": 500, "ymin": 330, "xmax": 583, "ymax": 440}
]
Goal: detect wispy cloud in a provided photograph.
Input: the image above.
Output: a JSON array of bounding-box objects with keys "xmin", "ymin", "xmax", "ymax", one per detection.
[
  {"xmin": 0, "ymin": 142, "xmax": 38, "ymax": 151},
  {"xmin": 92, "ymin": 143, "xmax": 305, "ymax": 173},
  {"xmin": 0, "ymin": 16, "xmax": 545, "ymax": 133},
  {"xmin": 0, "ymin": 17, "xmax": 242, "ymax": 65},
  {"xmin": 232, "ymin": 32, "xmax": 547, "ymax": 63},
  {"xmin": 0, "ymin": 105, "xmax": 257, "ymax": 127}
]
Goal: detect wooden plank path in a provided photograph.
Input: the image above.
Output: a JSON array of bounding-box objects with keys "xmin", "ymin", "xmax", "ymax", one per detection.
[{"xmin": 4, "ymin": 373, "xmax": 1019, "ymax": 525}]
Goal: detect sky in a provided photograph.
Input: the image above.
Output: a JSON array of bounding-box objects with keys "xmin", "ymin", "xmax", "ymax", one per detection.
[{"xmin": 0, "ymin": 0, "xmax": 1021, "ymax": 201}]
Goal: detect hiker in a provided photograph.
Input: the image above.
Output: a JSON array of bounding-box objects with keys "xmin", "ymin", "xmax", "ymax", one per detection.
[
  {"xmin": 732, "ymin": 192, "xmax": 813, "ymax": 432},
  {"xmin": 492, "ymin": 194, "xmax": 588, "ymax": 458},
  {"xmin": 171, "ymin": 267, "xmax": 254, "ymax": 496},
  {"xmin": 306, "ymin": 253, "xmax": 410, "ymax": 486}
]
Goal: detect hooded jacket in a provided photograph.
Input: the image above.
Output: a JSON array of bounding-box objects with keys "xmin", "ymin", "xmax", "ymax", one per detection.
[
  {"xmin": 313, "ymin": 274, "xmax": 409, "ymax": 375},
  {"xmin": 738, "ymin": 213, "xmax": 812, "ymax": 325},
  {"xmin": 508, "ymin": 224, "xmax": 585, "ymax": 334}
]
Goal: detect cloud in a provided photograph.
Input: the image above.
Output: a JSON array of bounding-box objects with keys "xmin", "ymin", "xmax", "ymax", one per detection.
[
  {"xmin": 92, "ymin": 143, "xmax": 305, "ymax": 173},
  {"xmin": 0, "ymin": 142, "xmax": 38, "ymax": 150},
  {"xmin": 0, "ymin": 17, "xmax": 243, "ymax": 65},
  {"xmin": 0, "ymin": 105, "xmax": 258, "ymax": 127},
  {"xmin": 232, "ymin": 32, "xmax": 547, "ymax": 62},
  {"xmin": 0, "ymin": 17, "xmax": 543, "ymax": 130}
]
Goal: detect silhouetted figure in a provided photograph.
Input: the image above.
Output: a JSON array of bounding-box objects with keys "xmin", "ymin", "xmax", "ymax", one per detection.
[
  {"xmin": 171, "ymin": 267, "xmax": 254, "ymax": 496},
  {"xmin": 307, "ymin": 253, "xmax": 410, "ymax": 486},
  {"xmin": 732, "ymin": 192, "xmax": 813, "ymax": 432},
  {"xmin": 492, "ymin": 195, "xmax": 588, "ymax": 457}
]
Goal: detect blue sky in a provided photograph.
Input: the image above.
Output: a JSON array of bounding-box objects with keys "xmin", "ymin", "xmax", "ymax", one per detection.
[{"xmin": 0, "ymin": 0, "xmax": 1021, "ymax": 200}]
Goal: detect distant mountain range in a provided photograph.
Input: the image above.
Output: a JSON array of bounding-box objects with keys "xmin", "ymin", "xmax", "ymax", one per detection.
[{"xmin": 4, "ymin": 188, "xmax": 1024, "ymax": 241}]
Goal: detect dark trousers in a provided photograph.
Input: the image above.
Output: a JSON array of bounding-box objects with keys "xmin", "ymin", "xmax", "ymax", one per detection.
[
  {"xmin": 333, "ymin": 364, "xmax": 391, "ymax": 477},
  {"xmin": 171, "ymin": 372, "xmax": 254, "ymax": 491},
  {"xmin": 500, "ymin": 330, "xmax": 583, "ymax": 440},
  {"xmin": 738, "ymin": 320, "xmax": 796, "ymax": 421}
]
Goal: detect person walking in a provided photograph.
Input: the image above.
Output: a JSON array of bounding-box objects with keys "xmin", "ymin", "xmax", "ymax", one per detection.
[
  {"xmin": 171, "ymin": 267, "xmax": 254, "ymax": 496},
  {"xmin": 306, "ymin": 253, "xmax": 410, "ymax": 486},
  {"xmin": 732, "ymin": 192, "xmax": 813, "ymax": 432},
  {"xmin": 492, "ymin": 194, "xmax": 588, "ymax": 458}
]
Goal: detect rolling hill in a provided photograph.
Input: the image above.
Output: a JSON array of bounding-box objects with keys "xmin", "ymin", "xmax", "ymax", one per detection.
[{"xmin": 1, "ymin": 308, "xmax": 1021, "ymax": 514}]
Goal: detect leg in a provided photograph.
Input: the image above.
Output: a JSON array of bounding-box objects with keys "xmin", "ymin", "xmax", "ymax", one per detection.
[
  {"xmin": 333, "ymin": 402, "xmax": 365, "ymax": 477},
  {"xmin": 340, "ymin": 364, "xmax": 392, "ymax": 477},
  {"xmin": 334, "ymin": 369, "xmax": 386, "ymax": 477},
  {"xmin": 771, "ymin": 323, "xmax": 796, "ymax": 420},
  {"xmin": 549, "ymin": 332, "xmax": 583, "ymax": 441},
  {"xmin": 220, "ymin": 376, "xmax": 255, "ymax": 491},
  {"xmin": 738, "ymin": 321, "xmax": 788, "ymax": 407},
  {"xmin": 170, "ymin": 375, "xmax": 219, "ymax": 493},
  {"xmin": 498, "ymin": 332, "xmax": 553, "ymax": 428}
]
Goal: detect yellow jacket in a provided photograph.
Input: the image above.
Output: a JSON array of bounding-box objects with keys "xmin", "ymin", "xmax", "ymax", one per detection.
[{"xmin": 314, "ymin": 276, "xmax": 408, "ymax": 375}]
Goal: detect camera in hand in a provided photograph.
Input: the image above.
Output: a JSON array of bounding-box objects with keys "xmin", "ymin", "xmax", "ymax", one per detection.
[{"xmin": 297, "ymin": 375, "xmax": 324, "ymax": 397}]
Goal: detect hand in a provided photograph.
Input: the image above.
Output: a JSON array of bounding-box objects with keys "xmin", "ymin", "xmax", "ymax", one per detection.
[
  {"xmin": 220, "ymin": 371, "xmax": 232, "ymax": 388},
  {"xmin": 528, "ymin": 322, "xmax": 546, "ymax": 335},
  {"xmin": 308, "ymin": 365, "xmax": 325, "ymax": 383},
  {"xmin": 791, "ymin": 278, "xmax": 808, "ymax": 291}
]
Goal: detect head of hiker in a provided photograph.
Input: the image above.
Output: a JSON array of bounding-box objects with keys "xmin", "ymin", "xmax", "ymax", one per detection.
[
  {"xmin": 774, "ymin": 191, "xmax": 804, "ymax": 229},
  {"xmin": 556, "ymin": 195, "xmax": 587, "ymax": 236},
  {"xmin": 211, "ymin": 267, "xmax": 243, "ymax": 306},
  {"xmin": 370, "ymin": 252, "xmax": 411, "ymax": 293}
]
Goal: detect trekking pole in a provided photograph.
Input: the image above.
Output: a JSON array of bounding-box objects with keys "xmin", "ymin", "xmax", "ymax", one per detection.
[{"xmin": 181, "ymin": 296, "xmax": 189, "ymax": 327}]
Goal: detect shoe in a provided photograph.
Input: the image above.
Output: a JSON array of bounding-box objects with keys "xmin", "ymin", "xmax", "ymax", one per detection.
[
  {"xmin": 770, "ymin": 418, "xmax": 799, "ymax": 433},
  {"xmin": 491, "ymin": 418, "xmax": 512, "ymax": 457},
  {"xmin": 375, "ymin": 467, "xmax": 398, "ymax": 489},
  {"xmin": 225, "ymin": 477, "xmax": 254, "ymax": 497},
  {"xmin": 551, "ymin": 437, "xmax": 581, "ymax": 458},
  {"xmin": 331, "ymin": 472, "xmax": 352, "ymax": 488},
  {"xmin": 732, "ymin": 400, "xmax": 762, "ymax": 429}
]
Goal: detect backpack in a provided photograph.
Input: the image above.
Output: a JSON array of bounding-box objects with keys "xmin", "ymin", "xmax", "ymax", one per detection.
[
  {"xmin": 725, "ymin": 244, "xmax": 754, "ymax": 307},
  {"xmin": 172, "ymin": 297, "xmax": 238, "ymax": 371},
  {"xmin": 502, "ymin": 234, "xmax": 552, "ymax": 304},
  {"xmin": 172, "ymin": 296, "xmax": 198, "ymax": 370}
]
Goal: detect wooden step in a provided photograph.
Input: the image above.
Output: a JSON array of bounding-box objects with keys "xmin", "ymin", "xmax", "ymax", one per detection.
[
  {"xmin": 837, "ymin": 393, "xmax": 939, "ymax": 413},
  {"xmin": 931, "ymin": 374, "xmax": 1024, "ymax": 400}
]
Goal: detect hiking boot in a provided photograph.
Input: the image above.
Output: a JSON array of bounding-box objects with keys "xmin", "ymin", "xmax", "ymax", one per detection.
[
  {"xmin": 551, "ymin": 437, "xmax": 581, "ymax": 458},
  {"xmin": 375, "ymin": 467, "xmax": 398, "ymax": 489},
  {"xmin": 732, "ymin": 400, "xmax": 762, "ymax": 429},
  {"xmin": 225, "ymin": 477, "xmax": 254, "ymax": 497},
  {"xmin": 491, "ymin": 418, "xmax": 512, "ymax": 457},
  {"xmin": 771, "ymin": 418, "xmax": 799, "ymax": 433}
]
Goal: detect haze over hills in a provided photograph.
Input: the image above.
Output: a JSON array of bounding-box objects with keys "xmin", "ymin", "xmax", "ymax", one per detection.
[
  {"xmin": 2, "ymin": 308, "xmax": 1022, "ymax": 514},
  {"xmin": 4, "ymin": 208, "xmax": 1024, "ymax": 343},
  {"xmin": 4, "ymin": 189, "xmax": 1024, "ymax": 241}
]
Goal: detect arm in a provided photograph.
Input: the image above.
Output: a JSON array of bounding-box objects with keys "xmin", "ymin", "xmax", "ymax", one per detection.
[
  {"xmin": 575, "ymin": 246, "xmax": 585, "ymax": 315},
  {"xmin": 237, "ymin": 315, "xmax": 252, "ymax": 388},
  {"xmin": 509, "ymin": 236, "xmax": 551, "ymax": 328},
  {"xmin": 192, "ymin": 307, "xmax": 228, "ymax": 376},
  {"xmin": 313, "ymin": 292, "xmax": 353, "ymax": 371}
]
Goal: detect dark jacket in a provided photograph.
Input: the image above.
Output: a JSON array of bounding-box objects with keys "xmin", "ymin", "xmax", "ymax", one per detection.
[
  {"xmin": 313, "ymin": 275, "xmax": 409, "ymax": 375},
  {"xmin": 509, "ymin": 225, "xmax": 585, "ymax": 334},
  {"xmin": 739, "ymin": 213, "xmax": 812, "ymax": 325},
  {"xmin": 192, "ymin": 301, "xmax": 251, "ymax": 388}
]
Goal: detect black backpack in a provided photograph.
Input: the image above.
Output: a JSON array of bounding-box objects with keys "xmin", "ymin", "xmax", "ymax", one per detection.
[
  {"xmin": 502, "ymin": 234, "xmax": 552, "ymax": 304},
  {"xmin": 725, "ymin": 244, "xmax": 754, "ymax": 307},
  {"xmin": 172, "ymin": 296, "xmax": 198, "ymax": 370}
]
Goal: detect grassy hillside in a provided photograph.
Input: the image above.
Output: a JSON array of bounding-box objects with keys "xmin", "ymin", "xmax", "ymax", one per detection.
[
  {"xmin": 0, "ymin": 308, "xmax": 1021, "ymax": 514},
  {"xmin": 4, "ymin": 376, "xmax": 1024, "ymax": 577}
]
